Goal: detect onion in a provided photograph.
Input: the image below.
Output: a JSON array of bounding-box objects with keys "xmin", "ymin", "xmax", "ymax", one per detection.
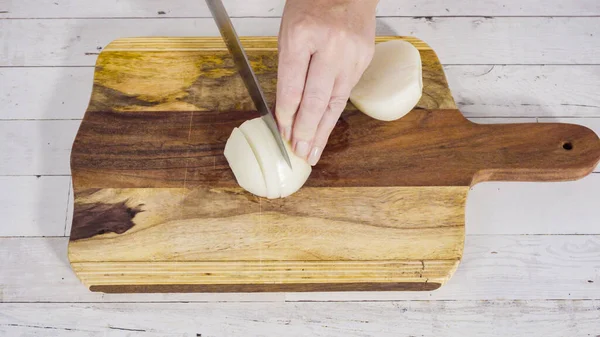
[
  {"xmin": 225, "ymin": 117, "xmax": 311, "ymax": 199},
  {"xmin": 350, "ymin": 40, "xmax": 423, "ymax": 121}
]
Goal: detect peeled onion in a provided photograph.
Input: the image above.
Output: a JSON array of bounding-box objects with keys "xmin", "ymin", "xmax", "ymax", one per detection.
[
  {"xmin": 223, "ymin": 127, "xmax": 268, "ymax": 197},
  {"xmin": 224, "ymin": 117, "xmax": 311, "ymax": 199},
  {"xmin": 350, "ymin": 40, "xmax": 423, "ymax": 121}
]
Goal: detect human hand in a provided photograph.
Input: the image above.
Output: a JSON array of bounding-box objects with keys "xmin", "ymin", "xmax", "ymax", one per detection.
[{"xmin": 275, "ymin": 0, "xmax": 378, "ymax": 166}]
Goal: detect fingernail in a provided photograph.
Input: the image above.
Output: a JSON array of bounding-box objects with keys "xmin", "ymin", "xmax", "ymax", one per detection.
[
  {"xmin": 294, "ymin": 141, "xmax": 311, "ymax": 159},
  {"xmin": 282, "ymin": 126, "xmax": 292, "ymax": 141},
  {"xmin": 308, "ymin": 147, "xmax": 322, "ymax": 166}
]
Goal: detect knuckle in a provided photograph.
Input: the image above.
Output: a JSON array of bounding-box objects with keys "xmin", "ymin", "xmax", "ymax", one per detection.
[
  {"xmin": 328, "ymin": 96, "xmax": 349, "ymax": 112},
  {"xmin": 301, "ymin": 93, "xmax": 329, "ymax": 112}
]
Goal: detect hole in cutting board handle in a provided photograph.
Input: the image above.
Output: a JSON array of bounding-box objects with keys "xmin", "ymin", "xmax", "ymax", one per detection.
[{"xmin": 562, "ymin": 142, "xmax": 574, "ymax": 151}]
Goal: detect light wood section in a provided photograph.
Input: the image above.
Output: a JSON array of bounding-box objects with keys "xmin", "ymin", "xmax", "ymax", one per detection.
[
  {"xmin": 68, "ymin": 36, "xmax": 600, "ymax": 292},
  {"xmin": 5, "ymin": 236, "xmax": 600, "ymax": 302},
  {"xmin": 102, "ymin": 36, "xmax": 434, "ymax": 51},
  {"xmin": 72, "ymin": 260, "xmax": 458, "ymax": 290},
  {"xmin": 68, "ymin": 186, "xmax": 466, "ymax": 291},
  {"xmin": 89, "ymin": 37, "xmax": 453, "ymax": 113}
]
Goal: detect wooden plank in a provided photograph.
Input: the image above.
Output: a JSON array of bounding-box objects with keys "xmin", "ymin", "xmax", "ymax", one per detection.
[
  {"xmin": 0, "ymin": 177, "xmax": 70, "ymax": 237},
  {"xmin": 539, "ymin": 117, "xmax": 600, "ymax": 131},
  {"xmin": 0, "ymin": 237, "xmax": 280, "ymax": 303},
  {"xmin": 1, "ymin": 236, "xmax": 599, "ymax": 302},
  {"xmin": 1, "ymin": 118, "xmax": 594, "ymax": 179},
  {"xmin": 59, "ymin": 173, "xmax": 600, "ymax": 237},
  {"xmin": 1, "ymin": 18, "xmax": 598, "ymax": 66},
  {"xmin": 0, "ymin": 301, "xmax": 599, "ymax": 337},
  {"xmin": 468, "ymin": 173, "xmax": 600, "ymax": 235},
  {"xmin": 3, "ymin": 66, "xmax": 600, "ymax": 121},
  {"xmin": 69, "ymin": 37, "xmax": 599, "ymax": 189},
  {"xmin": 68, "ymin": 187, "xmax": 466, "ymax": 292},
  {"xmin": 0, "ymin": 67, "xmax": 95, "ymax": 120},
  {"xmin": 539, "ymin": 118, "xmax": 600, "ymax": 172},
  {"xmin": 447, "ymin": 65, "xmax": 600, "ymax": 117},
  {"xmin": 469, "ymin": 119, "xmax": 599, "ymax": 172},
  {"xmin": 0, "ymin": 120, "xmax": 80, "ymax": 175},
  {"xmin": 65, "ymin": 181, "xmax": 73, "ymax": 236},
  {"xmin": 2, "ymin": 0, "xmax": 599, "ymax": 18},
  {"xmin": 468, "ymin": 118, "xmax": 537, "ymax": 124},
  {"xmin": 64, "ymin": 36, "xmax": 600, "ymax": 292},
  {"xmin": 287, "ymin": 233, "xmax": 600, "ymax": 301},
  {"xmin": 71, "ymin": 109, "xmax": 600, "ymax": 189}
]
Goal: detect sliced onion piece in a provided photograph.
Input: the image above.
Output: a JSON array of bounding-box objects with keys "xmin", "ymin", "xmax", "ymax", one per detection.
[
  {"xmin": 350, "ymin": 40, "xmax": 423, "ymax": 121},
  {"xmin": 238, "ymin": 118, "xmax": 282, "ymax": 199},
  {"xmin": 226, "ymin": 117, "xmax": 312, "ymax": 199},
  {"xmin": 224, "ymin": 127, "xmax": 268, "ymax": 197},
  {"xmin": 277, "ymin": 139, "xmax": 312, "ymax": 198}
]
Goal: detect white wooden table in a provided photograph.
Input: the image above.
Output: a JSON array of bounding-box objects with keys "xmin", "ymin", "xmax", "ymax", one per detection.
[{"xmin": 1, "ymin": 1, "xmax": 599, "ymax": 336}]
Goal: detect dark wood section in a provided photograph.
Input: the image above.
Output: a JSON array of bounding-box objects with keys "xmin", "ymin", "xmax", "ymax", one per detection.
[
  {"xmin": 91, "ymin": 282, "xmax": 442, "ymax": 293},
  {"xmin": 71, "ymin": 201, "xmax": 144, "ymax": 241},
  {"xmin": 72, "ymin": 109, "xmax": 600, "ymax": 189}
]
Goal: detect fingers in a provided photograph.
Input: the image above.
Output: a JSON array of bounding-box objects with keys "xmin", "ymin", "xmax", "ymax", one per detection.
[
  {"xmin": 307, "ymin": 75, "xmax": 353, "ymax": 166},
  {"xmin": 275, "ymin": 44, "xmax": 311, "ymax": 141},
  {"xmin": 291, "ymin": 51, "xmax": 336, "ymax": 160}
]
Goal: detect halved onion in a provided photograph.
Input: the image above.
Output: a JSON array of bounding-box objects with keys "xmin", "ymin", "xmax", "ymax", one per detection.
[
  {"xmin": 350, "ymin": 40, "xmax": 423, "ymax": 121},
  {"xmin": 225, "ymin": 117, "xmax": 311, "ymax": 199}
]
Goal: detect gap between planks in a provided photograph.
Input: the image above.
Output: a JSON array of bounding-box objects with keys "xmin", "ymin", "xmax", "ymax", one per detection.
[
  {"xmin": 2, "ymin": 18, "xmax": 599, "ymax": 66},
  {"xmin": 3, "ymin": 15, "xmax": 600, "ymax": 19}
]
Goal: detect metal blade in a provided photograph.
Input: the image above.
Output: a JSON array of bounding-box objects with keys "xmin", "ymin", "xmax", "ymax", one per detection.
[{"xmin": 205, "ymin": 0, "xmax": 292, "ymax": 169}]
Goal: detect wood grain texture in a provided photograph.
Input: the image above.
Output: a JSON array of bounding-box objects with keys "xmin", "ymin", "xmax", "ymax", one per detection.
[
  {"xmin": 0, "ymin": 120, "xmax": 80, "ymax": 175},
  {"xmin": 68, "ymin": 186, "xmax": 466, "ymax": 290},
  {"xmin": 5, "ymin": 66, "xmax": 600, "ymax": 121},
  {"xmin": 3, "ymin": 18, "xmax": 600, "ymax": 66},
  {"xmin": 4, "ymin": 236, "xmax": 599, "ymax": 302},
  {"xmin": 0, "ymin": 177, "xmax": 71, "ymax": 237},
  {"xmin": 68, "ymin": 36, "xmax": 600, "ymax": 293},
  {"xmin": 446, "ymin": 65, "xmax": 600, "ymax": 118},
  {"xmin": 2, "ymin": 301, "xmax": 600, "ymax": 337},
  {"xmin": 4, "ymin": 0, "xmax": 599, "ymax": 18}
]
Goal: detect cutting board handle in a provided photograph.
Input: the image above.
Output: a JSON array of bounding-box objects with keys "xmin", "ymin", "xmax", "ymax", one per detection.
[{"xmin": 470, "ymin": 120, "xmax": 600, "ymax": 186}]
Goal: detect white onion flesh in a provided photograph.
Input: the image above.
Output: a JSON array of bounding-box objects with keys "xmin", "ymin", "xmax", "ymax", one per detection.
[
  {"xmin": 350, "ymin": 40, "xmax": 423, "ymax": 121},
  {"xmin": 225, "ymin": 117, "xmax": 311, "ymax": 199},
  {"xmin": 238, "ymin": 118, "xmax": 283, "ymax": 199},
  {"xmin": 278, "ymin": 140, "xmax": 312, "ymax": 198},
  {"xmin": 223, "ymin": 127, "xmax": 268, "ymax": 197}
]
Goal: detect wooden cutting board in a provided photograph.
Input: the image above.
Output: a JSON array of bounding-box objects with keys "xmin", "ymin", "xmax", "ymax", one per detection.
[{"xmin": 69, "ymin": 36, "xmax": 600, "ymax": 293}]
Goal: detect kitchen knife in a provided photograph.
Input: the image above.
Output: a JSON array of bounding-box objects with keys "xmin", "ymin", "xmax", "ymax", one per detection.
[{"xmin": 205, "ymin": 0, "xmax": 293, "ymax": 169}]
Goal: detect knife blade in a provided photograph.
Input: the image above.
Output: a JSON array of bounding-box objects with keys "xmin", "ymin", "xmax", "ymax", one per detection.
[{"xmin": 205, "ymin": 0, "xmax": 292, "ymax": 169}]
